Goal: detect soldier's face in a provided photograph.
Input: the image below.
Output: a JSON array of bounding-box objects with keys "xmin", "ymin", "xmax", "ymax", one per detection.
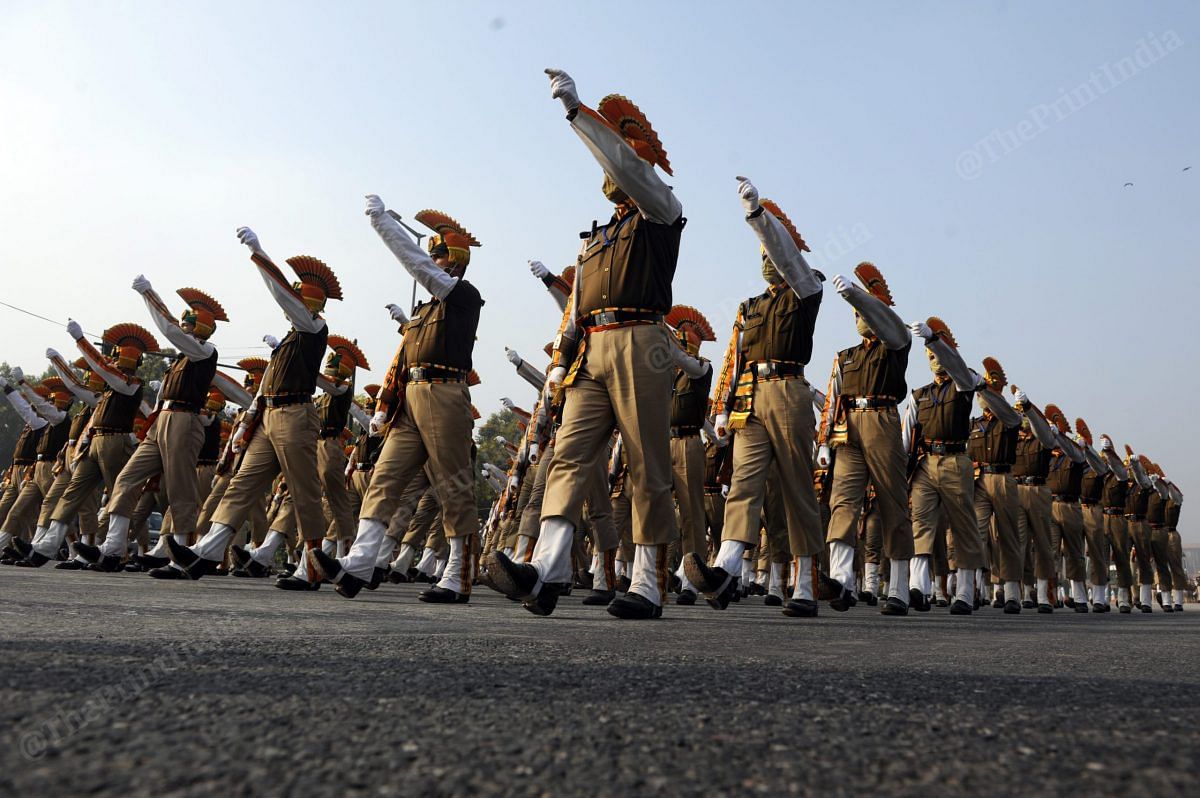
[
  {"xmin": 855, "ymin": 313, "xmax": 872, "ymax": 338},
  {"xmin": 927, "ymin": 349, "xmax": 946, "ymax": 377}
]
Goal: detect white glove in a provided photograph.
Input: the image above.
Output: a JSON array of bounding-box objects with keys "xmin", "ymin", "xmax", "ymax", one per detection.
[
  {"xmin": 364, "ymin": 194, "xmax": 386, "ymax": 218},
  {"xmin": 494, "ymin": 435, "xmax": 508, "ymax": 446},
  {"xmin": 11, "ymin": 367, "xmax": 23, "ymax": 383},
  {"xmin": 714, "ymin": 413, "xmax": 729, "ymax": 439},
  {"xmin": 501, "ymin": 397, "xmax": 515, "ymax": 410},
  {"xmin": 909, "ymin": 321, "xmax": 933, "ymax": 341},
  {"xmin": 505, "ymin": 348, "xmax": 522, "ymax": 366},
  {"xmin": 1013, "ymin": 390, "xmax": 1028, "ymax": 408},
  {"xmin": 735, "ymin": 176, "xmax": 760, "ymax": 215},
  {"xmin": 236, "ymin": 226, "xmax": 262, "ymax": 254},
  {"xmin": 1100, "ymin": 436, "xmax": 1114, "ymax": 452},
  {"xmin": 547, "ymin": 366, "xmax": 566, "ymax": 391},
  {"xmin": 262, "ymin": 334, "xmax": 280, "ymax": 350},
  {"xmin": 369, "ymin": 410, "xmax": 387, "ymax": 437},
  {"xmin": 528, "ymin": 260, "xmax": 550, "ymax": 279},
  {"xmin": 529, "ymin": 443, "xmax": 539, "ymax": 463},
  {"xmin": 131, "ymin": 274, "xmax": 152, "ymax": 294},
  {"xmin": 0, "ymin": 376, "xmax": 8, "ymax": 390},
  {"xmin": 544, "ymin": 68, "xmax": 580, "ymax": 113},
  {"xmin": 817, "ymin": 444, "xmax": 831, "ymax": 468},
  {"xmin": 385, "ymin": 303, "xmax": 408, "ymax": 324},
  {"xmin": 67, "ymin": 319, "xmax": 84, "ymax": 340},
  {"xmin": 45, "ymin": 347, "xmax": 60, "ymax": 360},
  {"xmin": 721, "ymin": 484, "xmax": 730, "ymax": 498},
  {"xmin": 831, "ymin": 274, "xmax": 853, "ymax": 298},
  {"xmin": 508, "ymin": 475, "xmax": 519, "ymax": 490},
  {"xmin": 149, "ymin": 380, "xmax": 162, "ymax": 393},
  {"xmin": 231, "ymin": 423, "xmax": 249, "ymax": 453}
]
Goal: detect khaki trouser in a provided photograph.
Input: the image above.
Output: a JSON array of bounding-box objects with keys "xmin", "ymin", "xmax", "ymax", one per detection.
[
  {"xmin": 861, "ymin": 496, "xmax": 883, "ymax": 565},
  {"xmin": 932, "ymin": 514, "xmax": 952, "ymax": 576},
  {"xmin": 1166, "ymin": 530, "xmax": 1188, "ymax": 591},
  {"xmin": 109, "ymin": 410, "xmax": 205, "ymax": 535},
  {"xmin": 387, "ymin": 468, "xmax": 430, "ymax": 542},
  {"xmin": 1128, "ymin": 518, "xmax": 1155, "ymax": 585},
  {"xmin": 1051, "ymin": 499, "xmax": 1086, "ymax": 582},
  {"xmin": 131, "ymin": 489, "xmax": 163, "ymax": 551},
  {"xmin": 1017, "ymin": 484, "xmax": 1054, "ymax": 580},
  {"xmin": 1080, "ymin": 503, "xmax": 1108, "ymax": 585},
  {"xmin": 200, "ymin": 471, "xmax": 268, "ymax": 547},
  {"xmin": 911, "ymin": 453, "xmax": 983, "ymax": 571},
  {"xmin": 213, "ymin": 403, "xmax": 325, "ymax": 541},
  {"xmin": 318, "ymin": 436, "xmax": 355, "ymax": 540},
  {"xmin": 3, "ymin": 461, "xmax": 56, "ymax": 539},
  {"xmin": 542, "ymin": 323, "xmax": 676, "ymax": 546},
  {"xmin": 703, "ymin": 490, "xmax": 725, "ymax": 556},
  {"xmin": 975, "ymin": 472, "xmax": 1022, "ymax": 582},
  {"xmin": 499, "ymin": 465, "xmax": 535, "ymax": 551},
  {"xmin": 52, "ymin": 433, "xmax": 133, "ymax": 528},
  {"xmin": 826, "ymin": 408, "xmax": 913, "ymax": 560},
  {"xmin": 162, "ymin": 463, "xmax": 217, "ymax": 537},
  {"xmin": 761, "ymin": 467, "xmax": 792, "ymax": 564},
  {"xmin": 723, "ymin": 378, "xmax": 823, "ymax": 557},
  {"xmin": 402, "ymin": 489, "xmax": 445, "ymax": 555},
  {"xmin": 360, "ymin": 382, "xmax": 476, "ymax": 540},
  {"xmin": 0, "ymin": 472, "xmax": 23, "ymax": 531},
  {"xmin": 269, "ymin": 490, "xmax": 299, "ymax": 544},
  {"xmin": 1104, "ymin": 512, "xmax": 1134, "ymax": 588},
  {"xmin": 613, "ymin": 481, "xmax": 633, "ymax": 563},
  {"xmin": 36, "ymin": 466, "xmax": 73, "ymax": 529},
  {"xmin": 670, "ymin": 433, "xmax": 706, "ymax": 558},
  {"xmin": 519, "ymin": 444, "xmax": 553, "ymax": 540},
  {"xmin": 1149, "ymin": 525, "xmax": 1174, "ymax": 589}
]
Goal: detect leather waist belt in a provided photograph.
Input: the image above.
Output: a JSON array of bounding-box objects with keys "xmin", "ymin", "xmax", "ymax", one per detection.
[
  {"xmin": 749, "ymin": 361, "xmax": 805, "ymax": 380},
  {"xmin": 979, "ymin": 464, "xmax": 1012, "ymax": 474},
  {"xmin": 35, "ymin": 454, "xmax": 53, "ymax": 461},
  {"xmin": 264, "ymin": 394, "xmax": 312, "ymax": 408},
  {"xmin": 1017, "ymin": 476, "xmax": 1046, "ymax": 486},
  {"xmin": 1149, "ymin": 523, "xmax": 1165, "ymax": 529},
  {"xmin": 407, "ymin": 366, "xmax": 466, "ymax": 384},
  {"xmin": 579, "ymin": 309, "xmax": 664, "ymax": 331},
  {"xmin": 847, "ymin": 396, "xmax": 897, "ymax": 410},
  {"xmin": 197, "ymin": 459, "xmax": 219, "ymax": 466},
  {"xmin": 92, "ymin": 427, "xmax": 132, "ymax": 436},
  {"xmin": 355, "ymin": 463, "xmax": 374, "ymax": 471},
  {"xmin": 162, "ymin": 400, "xmax": 199, "ymax": 413},
  {"xmin": 704, "ymin": 487, "xmax": 722, "ymax": 495},
  {"xmin": 319, "ymin": 430, "xmax": 344, "ymax": 439},
  {"xmin": 1079, "ymin": 500, "xmax": 1098, "ymax": 507},
  {"xmin": 1052, "ymin": 494, "xmax": 1079, "ymax": 503},
  {"xmin": 12, "ymin": 459, "xmax": 34, "ymax": 466},
  {"xmin": 1124, "ymin": 514, "xmax": 1145, "ymax": 521},
  {"xmin": 1103, "ymin": 507, "xmax": 1124, "ymax": 516},
  {"xmin": 671, "ymin": 426, "xmax": 701, "ymax": 438},
  {"xmin": 925, "ymin": 440, "xmax": 967, "ymax": 455}
]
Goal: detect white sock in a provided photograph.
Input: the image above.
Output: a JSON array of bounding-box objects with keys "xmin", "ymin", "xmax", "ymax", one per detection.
[
  {"xmin": 863, "ymin": 562, "xmax": 880, "ymax": 594},
  {"xmin": 251, "ymin": 531, "xmax": 284, "ymax": 567},
  {"xmin": 713, "ymin": 539, "xmax": 746, "ymax": 574},
  {"xmin": 81, "ymin": 533, "xmax": 93, "ymax": 546},
  {"xmin": 1036, "ymin": 578, "xmax": 1050, "ymax": 605},
  {"xmin": 391, "ymin": 543, "xmax": 416, "ymax": 573},
  {"xmin": 374, "ymin": 536, "xmax": 396, "ymax": 568},
  {"xmin": 0, "ymin": 531, "xmax": 11, "ymax": 550},
  {"xmin": 416, "ymin": 546, "xmax": 437, "ymax": 575},
  {"xmin": 1004, "ymin": 581, "xmax": 1020, "ymax": 603},
  {"xmin": 191, "ymin": 523, "xmax": 235, "ymax": 562},
  {"xmin": 30, "ymin": 526, "xmax": 47, "ymax": 546},
  {"xmin": 1071, "ymin": 580, "xmax": 1088, "ymax": 606},
  {"xmin": 99, "ymin": 514, "xmax": 131, "ymax": 557},
  {"xmin": 1173, "ymin": 589, "xmax": 1185, "ymax": 607},
  {"xmin": 321, "ymin": 538, "xmax": 336, "ymax": 556},
  {"xmin": 1091, "ymin": 584, "xmax": 1107, "ymax": 605},
  {"xmin": 34, "ymin": 520, "xmax": 71, "ymax": 558},
  {"xmin": 887, "ymin": 559, "xmax": 910, "ymax": 601},
  {"xmin": 172, "ymin": 533, "xmax": 187, "ymax": 547},
  {"xmin": 791, "ymin": 556, "xmax": 814, "ymax": 601},
  {"xmin": 829, "ymin": 540, "xmax": 857, "ymax": 592},
  {"xmin": 911, "ymin": 555, "xmax": 932, "ymax": 596},
  {"xmin": 514, "ymin": 535, "xmax": 532, "ymax": 562},
  {"xmin": 528, "ymin": 517, "xmax": 575, "ymax": 586},
  {"xmin": 1118, "ymin": 587, "xmax": 1131, "ymax": 607},
  {"xmin": 292, "ymin": 550, "xmax": 313, "ymax": 582},
  {"xmin": 337, "ymin": 539, "xmax": 350, "ymax": 558},
  {"xmin": 740, "ymin": 559, "xmax": 753, "ymax": 586},
  {"xmin": 501, "ymin": 547, "xmax": 513, "ymax": 559},
  {"xmin": 593, "ymin": 552, "xmax": 611, "ymax": 592},
  {"xmin": 1139, "ymin": 584, "xmax": 1153, "ymax": 608},
  {"xmin": 627, "ymin": 544, "xmax": 661, "ymax": 606},
  {"xmin": 434, "ymin": 557, "xmax": 447, "ymax": 579},
  {"xmin": 436, "ymin": 536, "xmax": 466, "ymax": 593},
  {"xmin": 339, "ymin": 518, "xmax": 387, "ymax": 580},
  {"xmin": 954, "ymin": 570, "xmax": 975, "ymax": 604},
  {"xmin": 615, "ymin": 558, "xmax": 627, "ymax": 580},
  {"xmin": 147, "ymin": 527, "xmax": 170, "ymax": 557},
  {"xmin": 768, "ymin": 561, "xmax": 785, "ymax": 600}
]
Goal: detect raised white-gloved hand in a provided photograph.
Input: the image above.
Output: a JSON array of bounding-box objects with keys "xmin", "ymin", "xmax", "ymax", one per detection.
[
  {"xmin": 544, "ymin": 68, "xmax": 580, "ymax": 113},
  {"xmin": 236, "ymin": 226, "xmax": 262, "ymax": 254},
  {"xmin": 45, "ymin": 347, "xmax": 60, "ymax": 360},
  {"xmin": 501, "ymin": 397, "xmax": 515, "ymax": 410},
  {"xmin": 909, "ymin": 321, "xmax": 933, "ymax": 341},
  {"xmin": 547, "ymin": 366, "xmax": 566, "ymax": 391},
  {"xmin": 505, "ymin": 348, "xmax": 522, "ymax": 366},
  {"xmin": 1100, "ymin": 435, "xmax": 1114, "ymax": 452},
  {"xmin": 529, "ymin": 442, "xmax": 539, "ymax": 463},
  {"xmin": 369, "ymin": 410, "xmax": 387, "ymax": 437},
  {"xmin": 231, "ymin": 423, "xmax": 249, "ymax": 453},
  {"xmin": 262, "ymin": 334, "xmax": 279, "ymax": 350},
  {"xmin": 385, "ymin": 303, "xmax": 408, "ymax": 324},
  {"xmin": 528, "ymin": 260, "xmax": 550, "ymax": 279},
  {"xmin": 735, "ymin": 176, "xmax": 760, "ymax": 215},
  {"xmin": 714, "ymin": 413, "xmax": 729, "ymax": 439},
  {"xmin": 494, "ymin": 435, "xmax": 508, "ymax": 446},
  {"xmin": 831, "ymin": 274, "xmax": 852, "ymax": 298},
  {"xmin": 149, "ymin": 380, "xmax": 162, "ymax": 393},
  {"xmin": 131, "ymin": 274, "xmax": 152, "ymax": 294},
  {"xmin": 1013, "ymin": 390, "xmax": 1028, "ymax": 408},
  {"xmin": 11, "ymin": 367, "xmax": 24, "ymax": 383},
  {"xmin": 508, "ymin": 474, "xmax": 519, "ymax": 490},
  {"xmin": 67, "ymin": 319, "xmax": 84, "ymax": 340},
  {"xmin": 364, "ymin": 194, "xmax": 386, "ymax": 218},
  {"xmin": 817, "ymin": 444, "xmax": 832, "ymax": 468}
]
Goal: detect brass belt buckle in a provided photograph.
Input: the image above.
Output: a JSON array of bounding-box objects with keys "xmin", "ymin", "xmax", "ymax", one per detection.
[
  {"xmin": 410, "ymin": 367, "xmax": 426, "ymax": 382},
  {"xmin": 755, "ymin": 362, "xmax": 773, "ymax": 378},
  {"xmin": 595, "ymin": 310, "xmax": 616, "ymax": 326}
]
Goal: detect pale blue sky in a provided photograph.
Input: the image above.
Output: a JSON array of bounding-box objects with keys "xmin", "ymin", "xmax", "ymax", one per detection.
[{"xmin": 1, "ymin": 2, "xmax": 1197, "ymax": 539}]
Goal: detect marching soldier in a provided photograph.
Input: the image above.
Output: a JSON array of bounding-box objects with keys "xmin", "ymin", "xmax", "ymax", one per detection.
[
  {"xmin": 1, "ymin": 374, "xmax": 74, "ymax": 555},
  {"xmin": 1122, "ymin": 446, "xmax": 1156, "ymax": 612},
  {"xmin": 688, "ymin": 180, "xmax": 824, "ymax": 618},
  {"xmin": 1097, "ymin": 435, "xmax": 1136, "ymax": 612},
  {"xmin": 1010, "ymin": 387, "xmax": 1065, "ymax": 613},
  {"xmin": 487, "ymin": 69, "xmax": 686, "ymax": 620},
  {"xmin": 163, "ymin": 228, "xmax": 336, "ymax": 582},
  {"xmin": 315, "ymin": 335, "xmax": 371, "ymax": 556},
  {"xmin": 311, "ymin": 199, "xmax": 483, "ymax": 604},
  {"xmin": 1073, "ymin": 419, "xmax": 1114, "ymax": 611}
]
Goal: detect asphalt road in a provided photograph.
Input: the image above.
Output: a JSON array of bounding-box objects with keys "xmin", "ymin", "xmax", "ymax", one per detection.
[{"xmin": 1, "ymin": 567, "xmax": 1197, "ymax": 797}]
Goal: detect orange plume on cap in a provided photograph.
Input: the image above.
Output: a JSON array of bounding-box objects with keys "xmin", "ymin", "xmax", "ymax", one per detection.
[
  {"xmin": 925, "ymin": 317, "xmax": 957, "ymax": 350},
  {"xmin": 363, "ymin": 384, "xmax": 380, "ymax": 399},
  {"xmin": 40, "ymin": 376, "xmax": 67, "ymax": 396},
  {"xmin": 286, "ymin": 256, "xmax": 343, "ymax": 301},
  {"xmin": 1044, "ymin": 404, "xmax": 1068, "ymax": 433},
  {"xmin": 177, "ymin": 287, "xmax": 229, "ymax": 322},
  {"xmin": 981, "ymin": 357, "xmax": 1007, "ymax": 390},
  {"xmin": 759, "ymin": 199, "xmax": 810, "ymax": 253},
  {"xmin": 102, "ymin": 322, "xmax": 160, "ymax": 355},
  {"xmin": 73, "ymin": 356, "xmax": 89, "ymax": 370},
  {"xmin": 560, "ymin": 265, "xmax": 576, "ymax": 288},
  {"xmin": 665, "ymin": 305, "xmax": 716, "ymax": 342},
  {"xmin": 237, "ymin": 357, "xmax": 269, "ymax": 376},
  {"xmin": 1075, "ymin": 418, "xmax": 1093, "ymax": 447},
  {"xmin": 466, "ymin": 369, "xmax": 481, "ymax": 387},
  {"xmin": 854, "ymin": 262, "xmax": 894, "ymax": 306},
  {"xmin": 415, "ymin": 210, "xmax": 481, "ymax": 268},
  {"xmin": 588, "ymin": 94, "xmax": 673, "ymax": 175},
  {"xmin": 470, "ymin": 404, "xmax": 481, "ymax": 421},
  {"xmin": 327, "ymin": 335, "xmax": 370, "ymax": 371}
]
